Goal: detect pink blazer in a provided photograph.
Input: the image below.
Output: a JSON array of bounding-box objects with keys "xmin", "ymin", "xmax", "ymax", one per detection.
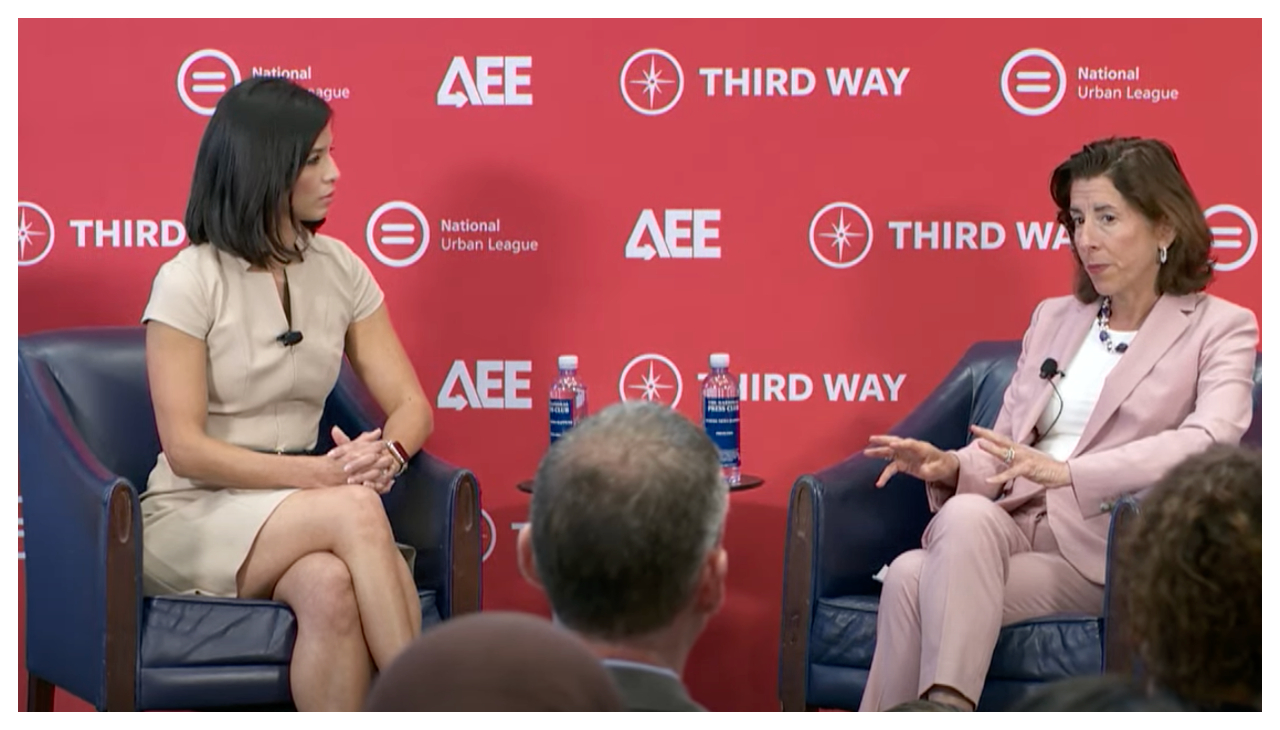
[{"xmin": 926, "ymin": 292, "xmax": 1258, "ymax": 584}]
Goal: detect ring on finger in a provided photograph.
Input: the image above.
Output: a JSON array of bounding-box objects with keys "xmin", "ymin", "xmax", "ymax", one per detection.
[{"xmin": 1003, "ymin": 446, "xmax": 1015, "ymax": 464}]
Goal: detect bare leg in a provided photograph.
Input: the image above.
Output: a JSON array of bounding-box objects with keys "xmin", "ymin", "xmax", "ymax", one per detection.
[
  {"xmin": 237, "ymin": 486, "xmax": 418, "ymax": 669},
  {"xmin": 271, "ymin": 552, "xmax": 373, "ymax": 711},
  {"xmin": 394, "ymin": 556, "xmax": 423, "ymax": 636}
]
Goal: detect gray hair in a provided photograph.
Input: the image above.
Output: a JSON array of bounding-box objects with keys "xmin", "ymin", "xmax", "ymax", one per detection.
[{"xmin": 529, "ymin": 400, "xmax": 728, "ymax": 641}]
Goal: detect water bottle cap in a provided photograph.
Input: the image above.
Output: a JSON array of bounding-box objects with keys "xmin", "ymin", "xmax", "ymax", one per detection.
[
  {"xmin": 709, "ymin": 353, "xmax": 730, "ymax": 368},
  {"xmin": 558, "ymin": 355, "xmax": 578, "ymax": 370}
]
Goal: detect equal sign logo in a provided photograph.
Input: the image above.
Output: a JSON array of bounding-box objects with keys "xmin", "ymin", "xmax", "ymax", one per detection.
[
  {"xmin": 177, "ymin": 49, "xmax": 242, "ymax": 116},
  {"xmin": 1205, "ymin": 204, "xmax": 1258, "ymax": 272},
  {"xmin": 366, "ymin": 200, "xmax": 431, "ymax": 268},
  {"xmin": 1000, "ymin": 48, "xmax": 1067, "ymax": 117}
]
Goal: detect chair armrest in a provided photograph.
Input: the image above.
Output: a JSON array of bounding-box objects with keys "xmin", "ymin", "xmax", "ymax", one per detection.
[
  {"xmin": 383, "ymin": 453, "xmax": 482, "ymax": 619},
  {"xmin": 804, "ymin": 359, "xmax": 985, "ymax": 599},
  {"xmin": 777, "ymin": 352, "xmax": 993, "ymax": 709},
  {"xmin": 321, "ymin": 366, "xmax": 482, "ymax": 618},
  {"xmin": 18, "ymin": 355, "xmax": 141, "ymax": 710},
  {"xmin": 799, "ymin": 454, "xmax": 934, "ymax": 600},
  {"xmin": 1102, "ymin": 494, "xmax": 1142, "ymax": 675}
]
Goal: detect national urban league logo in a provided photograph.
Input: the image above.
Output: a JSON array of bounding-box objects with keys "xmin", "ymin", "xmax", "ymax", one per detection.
[
  {"xmin": 618, "ymin": 353, "xmax": 684, "ymax": 407},
  {"xmin": 620, "ymin": 49, "xmax": 684, "ymax": 116},
  {"xmin": 18, "ymin": 201, "xmax": 55, "ymax": 267},
  {"xmin": 366, "ymin": 201, "xmax": 430, "ymax": 268},
  {"xmin": 1206, "ymin": 204, "xmax": 1258, "ymax": 272},
  {"xmin": 178, "ymin": 49, "xmax": 242, "ymax": 116},
  {"xmin": 1000, "ymin": 48, "xmax": 1066, "ymax": 117},
  {"xmin": 809, "ymin": 202, "xmax": 874, "ymax": 269}
]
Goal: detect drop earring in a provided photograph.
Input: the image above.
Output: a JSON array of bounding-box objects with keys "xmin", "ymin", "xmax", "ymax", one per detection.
[{"xmin": 1159, "ymin": 246, "xmax": 1168, "ymax": 265}]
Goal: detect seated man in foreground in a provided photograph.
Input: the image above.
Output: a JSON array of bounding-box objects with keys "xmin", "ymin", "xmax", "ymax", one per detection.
[{"xmin": 517, "ymin": 401, "xmax": 730, "ymax": 711}]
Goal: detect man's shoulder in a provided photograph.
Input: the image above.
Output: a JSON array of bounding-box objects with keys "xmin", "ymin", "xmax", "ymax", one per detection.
[{"xmin": 605, "ymin": 665, "xmax": 706, "ymax": 712}]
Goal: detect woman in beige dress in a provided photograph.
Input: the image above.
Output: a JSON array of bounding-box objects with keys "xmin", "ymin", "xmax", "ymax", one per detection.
[{"xmin": 140, "ymin": 77, "xmax": 434, "ymax": 711}]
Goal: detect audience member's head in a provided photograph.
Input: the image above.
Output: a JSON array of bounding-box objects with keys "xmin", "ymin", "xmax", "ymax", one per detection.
[
  {"xmin": 1011, "ymin": 674, "xmax": 1185, "ymax": 711},
  {"xmin": 363, "ymin": 611, "xmax": 624, "ymax": 711},
  {"xmin": 518, "ymin": 401, "xmax": 729, "ymax": 662},
  {"xmin": 1121, "ymin": 444, "xmax": 1262, "ymax": 710}
]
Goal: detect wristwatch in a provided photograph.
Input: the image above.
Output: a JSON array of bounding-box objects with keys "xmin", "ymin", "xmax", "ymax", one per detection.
[{"xmin": 384, "ymin": 440, "xmax": 410, "ymax": 476}]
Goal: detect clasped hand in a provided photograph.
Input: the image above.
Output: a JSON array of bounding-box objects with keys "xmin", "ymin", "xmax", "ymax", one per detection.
[{"xmin": 318, "ymin": 426, "xmax": 398, "ymax": 493}]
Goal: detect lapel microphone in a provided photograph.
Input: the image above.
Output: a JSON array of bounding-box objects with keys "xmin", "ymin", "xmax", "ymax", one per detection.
[
  {"xmin": 277, "ymin": 330, "xmax": 303, "ymax": 346},
  {"xmin": 1039, "ymin": 357, "xmax": 1064, "ymax": 380},
  {"xmin": 1033, "ymin": 357, "xmax": 1064, "ymax": 445}
]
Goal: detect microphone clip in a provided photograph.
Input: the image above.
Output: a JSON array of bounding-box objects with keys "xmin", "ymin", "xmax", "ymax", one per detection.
[
  {"xmin": 1039, "ymin": 357, "xmax": 1063, "ymax": 381},
  {"xmin": 277, "ymin": 330, "xmax": 303, "ymax": 347}
]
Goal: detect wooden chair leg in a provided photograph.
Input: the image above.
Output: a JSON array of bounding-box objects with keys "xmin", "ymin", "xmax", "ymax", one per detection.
[
  {"xmin": 26, "ymin": 674, "xmax": 55, "ymax": 711},
  {"xmin": 104, "ymin": 483, "xmax": 139, "ymax": 711},
  {"xmin": 779, "ymin": 483, "xmax": 815, "ymax": 711},
  {"xmin": 449, "ymin": 473, "xmax": 482, "ymax": 617}
]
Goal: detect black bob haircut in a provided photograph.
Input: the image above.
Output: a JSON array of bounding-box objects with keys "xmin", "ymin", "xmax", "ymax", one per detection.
[{"xmin": 183, "ymin": 77, "xmax": 332, "ymax": 269}]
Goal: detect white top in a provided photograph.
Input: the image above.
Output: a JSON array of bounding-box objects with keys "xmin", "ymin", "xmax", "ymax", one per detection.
[
  {"xmin": 558, "ymin": 354, "xmax": 579, "ymax": 369},
  {"xmin": 1033, "ymin": 319, "xmax": 1137, "ymax": 461},
  {"xmin": 709, "ymin": 353, "xmax": 730, "ymax": 368}
]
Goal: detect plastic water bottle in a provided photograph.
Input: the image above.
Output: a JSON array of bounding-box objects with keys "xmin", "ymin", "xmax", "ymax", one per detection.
[
  {"xmin": 701, "ymin": 353, "xmax": 741, "ymax": 485},
  {"xmin": 549, "ymin": 355, "xmax": 588, "ymax": 444}
]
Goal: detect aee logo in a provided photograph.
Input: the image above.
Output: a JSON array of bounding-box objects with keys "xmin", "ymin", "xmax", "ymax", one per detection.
[
  {"xmin": 437, "ymin": 56, "xmax": 532, "ymax": 107},
  {"xmin": 625, "ymin": 209, "xmax": 722, "ymax": 260},
  {"xmin": 437, "ymin": 360, "xmax": 533, "ymax": 410}
]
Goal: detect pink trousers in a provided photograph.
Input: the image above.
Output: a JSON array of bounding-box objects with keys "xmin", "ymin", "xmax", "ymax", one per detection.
[{"xmin": 858, "ymin": 494, "xmax": 1103, "ymax": 711}]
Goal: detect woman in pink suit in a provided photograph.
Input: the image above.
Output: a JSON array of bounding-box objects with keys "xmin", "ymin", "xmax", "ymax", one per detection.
[{"xmin": 858, "ymin": 137, "xmax": 1258, "ymax": 711}]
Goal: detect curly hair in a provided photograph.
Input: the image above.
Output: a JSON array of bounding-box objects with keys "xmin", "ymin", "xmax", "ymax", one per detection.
[{"xmin": 1119, "ymin": 444, "xmax": 1261, "ymax": 709}]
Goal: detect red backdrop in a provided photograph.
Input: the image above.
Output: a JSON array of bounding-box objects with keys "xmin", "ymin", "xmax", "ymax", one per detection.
[{"xmin": 17, "ymin": 18, "xmax": 1262, "ymax": 711}]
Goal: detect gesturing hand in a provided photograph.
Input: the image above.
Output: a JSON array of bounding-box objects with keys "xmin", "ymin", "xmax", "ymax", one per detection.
[
  {"xmin": 864, "ymin": 435, "xmax": 961, "ymax": 488},
  {"xmin": 328, "ymin": 426, "xmax": 398, "ymax": 494},
  {"xmin": 969, "ymin": 425, "xmax": 1071, "ymax": 489}
]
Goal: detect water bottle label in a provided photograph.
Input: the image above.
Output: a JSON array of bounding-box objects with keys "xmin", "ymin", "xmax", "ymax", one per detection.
[
  {"xmin": 550, "ymin": 398, "xmax": 576, "ymax": 443},
  {"xmin": 703, "ymin": 397, "xmax": 740, "ymax": 468}
]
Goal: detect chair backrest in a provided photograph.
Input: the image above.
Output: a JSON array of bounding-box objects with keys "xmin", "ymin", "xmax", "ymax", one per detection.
[
  {"xmin": 957, "ymin": 341, "xmax": 1263, "ymax": 448},
  {"xmin": 18, "ymin": 327, "xmax": 161, "ymax": 491}
]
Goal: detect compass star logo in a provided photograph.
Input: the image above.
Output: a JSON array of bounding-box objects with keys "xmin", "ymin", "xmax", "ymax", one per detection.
[
  {"xmin": 620, "ymin": 49, "xmax": 684, "ymax": 116},
  {"xmin": 18, "ymin": 201, "xmax": 55, "ymax": 267},
  {"xmin": 809, "ymin": 202, "xmax": 874, "ymax": 269},
  {"xmin": 618, "ymin": 353, "xmax": 684, "ymax": 407}
]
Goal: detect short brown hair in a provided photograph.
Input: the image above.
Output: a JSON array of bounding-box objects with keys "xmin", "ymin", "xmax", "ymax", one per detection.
[
  {"xmin": 1050, "ymin": 137, "xmax": 1215, "ymax": 303},
  {"xmin": 530, "ymin": 401, "xmax": 727, "ymax": 641},
  {"xmin": 1119, "ymin": 445, "xmax": 1261, "ymax": 709}
]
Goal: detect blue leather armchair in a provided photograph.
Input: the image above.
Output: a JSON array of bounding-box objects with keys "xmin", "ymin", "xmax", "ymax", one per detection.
[
  {"xmin": 778, "ymin": 340, "xmax": 1261, "ymax": 711},
  {"xmin": 19, "ymin": 326, "xmax": 483, "ymax": 711}
]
